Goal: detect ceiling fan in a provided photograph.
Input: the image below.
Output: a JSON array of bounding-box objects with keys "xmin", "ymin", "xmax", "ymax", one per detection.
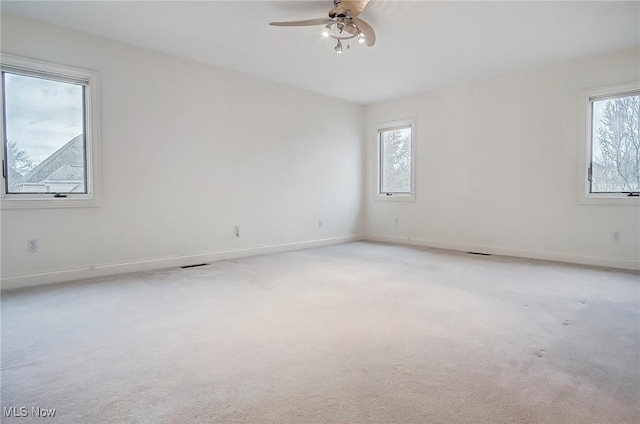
[{"xmin": 269, "ymin": 0, "xmax": 376, "ymax": 53}]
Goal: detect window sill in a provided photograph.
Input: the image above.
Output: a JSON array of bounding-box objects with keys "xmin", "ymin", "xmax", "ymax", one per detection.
[
  {"xmin": 1, "ymin": 197, "xmax": 101, "ymax": 209},
  {"xmin": 375, "ymin": 194, "xmax": 415, "ymax": 202},
  {"xmin": 579, "ymin": 194, "xmax": 639, "ymax": 206}
]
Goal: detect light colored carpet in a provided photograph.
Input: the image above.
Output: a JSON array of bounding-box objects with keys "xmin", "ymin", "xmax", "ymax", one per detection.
[{"xmin": 1, "ymin": 241, "xmax": 639, "ymax": 423}]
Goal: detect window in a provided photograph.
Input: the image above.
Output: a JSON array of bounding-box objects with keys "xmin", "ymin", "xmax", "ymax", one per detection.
[
  {"xmin": 1, "ymin": 54, "xmax": 100, "ymax": 208},
  {"xmin": 376, "ymin": 119, "xmax": 415, "ymax": 200},
  {"xmin": 581, "ymin": 82, "xmax": 639, "ymax": 204}
]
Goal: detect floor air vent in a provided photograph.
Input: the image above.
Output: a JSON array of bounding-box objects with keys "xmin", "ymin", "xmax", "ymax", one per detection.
[
  {"xmin": 467, "ymin": 252, "xmax": 492, "ymax": 256},
  {"xmin": 180, "ymin": 263, "xmax": 209, "ymax": 269}
]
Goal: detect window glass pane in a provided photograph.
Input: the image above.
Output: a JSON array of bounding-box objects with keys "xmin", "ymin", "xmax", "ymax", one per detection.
[
  {"xmin": 3, "ymin": 72, "xmax": 86, "ymax": 194},
  {"xmin": 590, "ymin": 93, "xmax": 640, "ymax": 193},
  {"xmin": 380, "ymin": 127, "xmax": 411, "ymax": 193}
]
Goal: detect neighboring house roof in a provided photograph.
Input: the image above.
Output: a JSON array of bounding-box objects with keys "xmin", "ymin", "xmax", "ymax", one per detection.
[
  {"xmin": 7, "ymin": 165, "xmax": 23, "ymax": 192},
  {"xmin": 591, "ymin": 161, "xmax": 607, "ymax": 180},
  {"xmin": 45, "ymin": 164, "xmax": 85, "ymax": 182},
  {"xmin": 19, "ymin": 135, "xmax": 84, "ymax": 185}
]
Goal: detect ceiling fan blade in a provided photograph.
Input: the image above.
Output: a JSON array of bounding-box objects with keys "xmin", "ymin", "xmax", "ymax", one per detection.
[
  {"xmin": 353, "ymin": 17, "xmax": 376, "ymax": 46},
  {"xmin": 269, "ymin": 18, "xmax": 334, "ymax": 27},
  {"xmin": 340, "ymin": 0, "xmax": 370, "ymax": 18}
]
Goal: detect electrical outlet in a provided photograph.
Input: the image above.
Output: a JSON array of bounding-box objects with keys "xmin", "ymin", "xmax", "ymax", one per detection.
[
  {"xmin": 234, "ymin": 225, "xmax": 240, "ymax": 238},
  {"xmin": 318, "ymin": 220, "xmax": 323, "ymax": 228},
  {"xmin": 612, "ymin": 231, "xmax": 621, "ymax": 241},
  {"xmin": 27, "ymin": 239, "xmax": 38, "ymax": 252}
]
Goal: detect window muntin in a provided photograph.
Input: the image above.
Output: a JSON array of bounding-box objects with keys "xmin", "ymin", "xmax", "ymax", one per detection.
[
  {"xmin": 0, "ymin": 54, "xmax": 100, "ymax": 208},
  {"xmin": 2, "ymin": 71, "xmax": 87, "ymax": 195},
  {"xmin": 587, "ymin": 90, "xmax": 639, "ymax": 198},
  {"xmin": 376, "ymin": 119, "xmax": 415, "ymax": 200}
]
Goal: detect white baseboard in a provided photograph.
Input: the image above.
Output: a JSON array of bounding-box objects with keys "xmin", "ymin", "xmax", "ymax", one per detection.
[
  {"xmin": 1, "ymin": 235, "xmax": 364, "ymax": 291},
  {"xmin": 366, "ymin": 235, "xmax": 640, "ymax": 271},
  {"xmin": 4, "ymin": 234, "xmax": 635, "ymax": 290}
]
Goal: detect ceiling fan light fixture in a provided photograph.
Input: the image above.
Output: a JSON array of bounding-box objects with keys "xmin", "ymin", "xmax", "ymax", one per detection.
[{"xmin": 269, "ymin": 0, "xmax": 376, "ymax": 53}]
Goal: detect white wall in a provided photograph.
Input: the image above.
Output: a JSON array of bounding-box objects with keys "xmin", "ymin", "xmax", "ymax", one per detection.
[
  {"xmin": 2, "ymin": 15, "xmax": 637, "ymax": 291},
  {"xmin": 0, "ymin": 14, "xmax": 365, "ymax": 288},
  {"xmin": 365, "ymin": 48, "xmax": 640, "ymax": 270}
]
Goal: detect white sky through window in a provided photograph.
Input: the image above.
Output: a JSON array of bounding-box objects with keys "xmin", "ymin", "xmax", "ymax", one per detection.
[{"xmin": 4, "ymin": 72, "xmax": 83, "ymax": 165}]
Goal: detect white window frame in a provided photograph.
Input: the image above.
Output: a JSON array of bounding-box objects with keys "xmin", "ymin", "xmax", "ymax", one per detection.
[
  {"xmin": 578, "ymin": 82, "xmax": 639, "ymax": 206},
  {"xmin": 0, "ymin": 54, "xmax": 101, "ymax": 209},
  {"xmin": 375, "ymin": 118, "xmax": 416, "ymax": 201}
]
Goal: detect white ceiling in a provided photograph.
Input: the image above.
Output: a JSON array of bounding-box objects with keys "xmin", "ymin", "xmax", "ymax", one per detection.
[{"xmin": 2, "ymin": 1, "xmax": 639, "ymax": 105}]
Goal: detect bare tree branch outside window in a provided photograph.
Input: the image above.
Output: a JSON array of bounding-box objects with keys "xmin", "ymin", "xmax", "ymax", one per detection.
[
  {"xmin": 380, "ymin": 127, "xmax": 411, "ymax": 193},
  {"xmin": 7, "ymin": 140, "xmax": 34, "ymax": 175},
  {"xmin": 591, "ymin": 94, "xmax": 640, "ymax": 192}
]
